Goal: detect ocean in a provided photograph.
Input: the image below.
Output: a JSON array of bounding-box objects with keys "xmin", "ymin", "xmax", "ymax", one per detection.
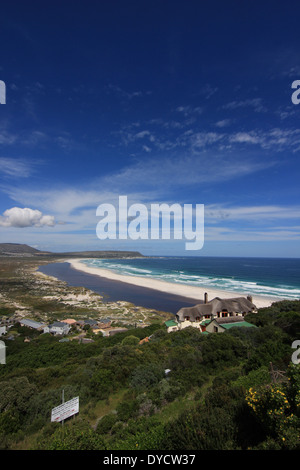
[
  {"xmin": 81, "ymin": 256, "xmax": 300, "ymax": 301},
  {"xmin": 39, "ymin": 256, "xmax": 300, "ymax": 314}
]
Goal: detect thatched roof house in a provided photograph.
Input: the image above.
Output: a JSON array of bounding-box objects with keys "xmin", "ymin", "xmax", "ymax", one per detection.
[{"xmin": 176, "ymin": 295, "xmax": 256, "ymax": 323}]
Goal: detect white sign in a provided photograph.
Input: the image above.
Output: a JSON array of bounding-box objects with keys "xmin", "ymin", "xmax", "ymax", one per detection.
[{"xmin": 51, "ymin": 396, "xmax": 79, "ymax": 422}]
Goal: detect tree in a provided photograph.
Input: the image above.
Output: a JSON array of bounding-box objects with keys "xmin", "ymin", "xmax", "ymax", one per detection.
[
  {"xmin": 0, "ymin": 376, "xmax": 37, "ymax": 415},
  {"xmin": 130, "ymin": 363, "xmax": 165, "ymax": 391},
  {"xmin": 122, "ymin": 335, "xmax": 140, "ymax": 346}
]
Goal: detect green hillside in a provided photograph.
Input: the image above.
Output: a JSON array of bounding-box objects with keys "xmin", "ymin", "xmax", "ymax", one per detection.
[{"xmin": 1, "ymin": 299, "xmax": 300, "ymax": 450}]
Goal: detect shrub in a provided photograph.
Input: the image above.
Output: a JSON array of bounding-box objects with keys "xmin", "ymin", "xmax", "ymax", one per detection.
[{"xmin": 96, "ymin": 413, "xmax": 118, "ymax": 434}]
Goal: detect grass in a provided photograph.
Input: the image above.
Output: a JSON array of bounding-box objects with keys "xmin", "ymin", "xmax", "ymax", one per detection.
[{"xmin": 88, "ymin": 389, "xmax": 128, "ymax": 428}]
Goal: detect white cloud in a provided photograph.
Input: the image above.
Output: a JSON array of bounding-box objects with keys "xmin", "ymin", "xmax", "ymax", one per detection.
[
  {"xmin": 215, "ymin": 119, "xmax": 232, "ymax": 128},
  {"xmin": 0, "ymin": 207, "xmax": 55, "ymax": 228},
  {"xmin": 229, "ymin": 132, "xmax": 262, "ymax": 145}
]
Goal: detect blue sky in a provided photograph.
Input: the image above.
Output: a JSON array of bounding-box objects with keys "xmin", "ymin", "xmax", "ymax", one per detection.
[{"xmin": 0, "ymin": 0, "xmax": 300, "ymax": 257}]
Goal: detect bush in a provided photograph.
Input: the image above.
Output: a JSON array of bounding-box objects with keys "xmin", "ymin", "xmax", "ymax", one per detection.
[
  {"xmin": 122, "ymin": 335, "xmax": 140, "ymax": 346},
  {"xmin": 116, "ymin": 398, "xmax": 139, "ymax": 422},
  {"xmin": 130, "ymin": 363, "xmax": 165, "ymax": 391},
  {"xmin": 96, "ymin": 413, "xmax": 118, "ymax": 434},
  {"xmin": 36, "ymin": 420, "xmax": 106, "ymax": 450}
]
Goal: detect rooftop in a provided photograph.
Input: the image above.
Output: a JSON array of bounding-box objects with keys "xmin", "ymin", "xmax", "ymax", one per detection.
[
  {"xmin": 50, "ymin": 321, "xmax": 69, "ymax": 328},
  {"xmin": 165, "ymin": 320, "xmax": 178, "ymax": 327},
  {"xmin": 20, "ymin": 319, "xmax": 44, "ymax": 329},
  {"xmin": 220, "ymin": 321, "xmax": 257, "ymax": 329},
  {"xmin": 176, "ymin": 296, "xmax": 256, "ymax": 322}
]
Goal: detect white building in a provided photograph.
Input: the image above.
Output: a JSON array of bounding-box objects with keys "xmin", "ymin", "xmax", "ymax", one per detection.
[
  {"xmin": 20, "ymin": 319, "xmax": 45, "ymax": 330},
  {"xmin": 44, "ymin": 321, "xmax": 70, "ymax": 336}
]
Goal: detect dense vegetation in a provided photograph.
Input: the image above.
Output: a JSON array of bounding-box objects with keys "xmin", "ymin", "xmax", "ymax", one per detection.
[{"xmin": 1, "ymin": 299, "xmax": 300, "ymax": 450}]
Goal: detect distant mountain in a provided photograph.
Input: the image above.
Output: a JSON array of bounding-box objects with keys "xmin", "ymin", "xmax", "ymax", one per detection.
[
  {"xmin": 0, "ymin": 243, "xmax": 49, "ymax": 256},
  {"xmin": 0, "ymin": 243, "xmax": 144, "ymax": 258},
  {"xmin": 56, "ymin": 250, "xmax": 144, "ymax": 258}
]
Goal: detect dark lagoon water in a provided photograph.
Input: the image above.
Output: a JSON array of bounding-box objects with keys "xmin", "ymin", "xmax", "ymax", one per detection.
[{"xmin": 38, "ymin": 261, "xmax": 200, "ymax": 314}]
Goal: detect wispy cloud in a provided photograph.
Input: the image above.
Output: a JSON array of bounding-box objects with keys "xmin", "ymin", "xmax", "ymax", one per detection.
[
  {"xmin": 2, "ymin": 149, "xmax": 273, "ymax": 223},
  {"xmin": 106, "ymin": 84, "xmax": 151, "ymax": 100},
  {"xmin": 229, "ymin": 128, "xmax": 300, "ymax": 151},
  {"xmin": 199, "ymin": 84, "xmax": 218, "ymax": 100},
  {"xmin": 205, "ymin": 204, "xmax": 300, "ymax": 222},
  {"xmin": 117, "ymin": 112, "xmax": 300, "ymax": 155},
  {"xmin": 204, "ymin": 204, "xmax": 300, "ymax": 242},
  {"xmin": 0, "ymin": 130, "xmax": 18, "ymax": 145},
  {"xmin": 0, "ymin": 157, "xmax": 35, "ymax": 178},
  {"xmin": 205, "ymin": 225, "xmax": 300, "ymax": 242},
  {"xmin": 176, "ymin": 105, "xmax": 203, "ymax": 116},
  {"xmin": 101, "ymin": 151, "xmax": 274, "ymax": 193},
  {"xmin": 222, "ymin": 98, "xmax": 266, "ymax": 113},
  {"xmin": 215, "ymin": 119, "xmax": 233, "ymax": 128}
]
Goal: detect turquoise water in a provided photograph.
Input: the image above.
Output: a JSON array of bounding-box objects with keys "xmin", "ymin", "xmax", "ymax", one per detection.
[{"xmin": 81, "ymin": 256, "xmax": 300, "ymax": 300}]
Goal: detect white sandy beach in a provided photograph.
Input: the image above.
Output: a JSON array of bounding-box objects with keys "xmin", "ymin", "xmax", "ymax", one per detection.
[{"xmin": 66, "ymin": 258, "xmax": 280, "ymax": 309}]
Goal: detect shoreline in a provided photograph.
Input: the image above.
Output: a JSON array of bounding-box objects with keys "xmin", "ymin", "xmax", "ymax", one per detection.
[{"xmin": 66, "ymin": 258, "xmax": 280, "ymax": 309}]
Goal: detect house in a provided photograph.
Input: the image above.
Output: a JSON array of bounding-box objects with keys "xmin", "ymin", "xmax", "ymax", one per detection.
[
  {"xmin": 45, "ymin": 321, "xmax": 70, "ymax": 336},
  {"xmin": 108, "ymin": 328, "xmax": 128, "ymax": 336},
  {"xmin": 205, "ymin": 316, "xmax": 257, "ymax": 333},
  {"xmin": 165, "ymin": 320, "xmax": 179, "ymax": 333},
  {"xmin": 81, "ymin": 338, "xmax": 94, "ymax": 344},
  {"xmin": 98, "ymin": 318, "xmax": 112, "ymax": 329},
  {"xmin": 175, "ymin": 304, "xmax": 213, "ymax": 331},
  {"xmin": 166, "ymin": 294, "xmax": 257, "ymax": 333},
  {"xmin": 19, "ymin": 319, "xmax": 46, "ymax": 331},
  {"xmin": 176, "ymin": 294, "xmax": 256, "ymax": 325},
  {"xmin": 83, "ymin": 319, "xmax": 98, "ymax": 328},
  {"xmin": 62, "ymin": 319, "xmax": 77, "ymax": 326},
  {"xmin": 98, "ymin": 329, "xmax": 109, "ymax": 337},
  {"xmin": 176, "ymin": 295, "xmax": 256, "ymax": 321}
]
